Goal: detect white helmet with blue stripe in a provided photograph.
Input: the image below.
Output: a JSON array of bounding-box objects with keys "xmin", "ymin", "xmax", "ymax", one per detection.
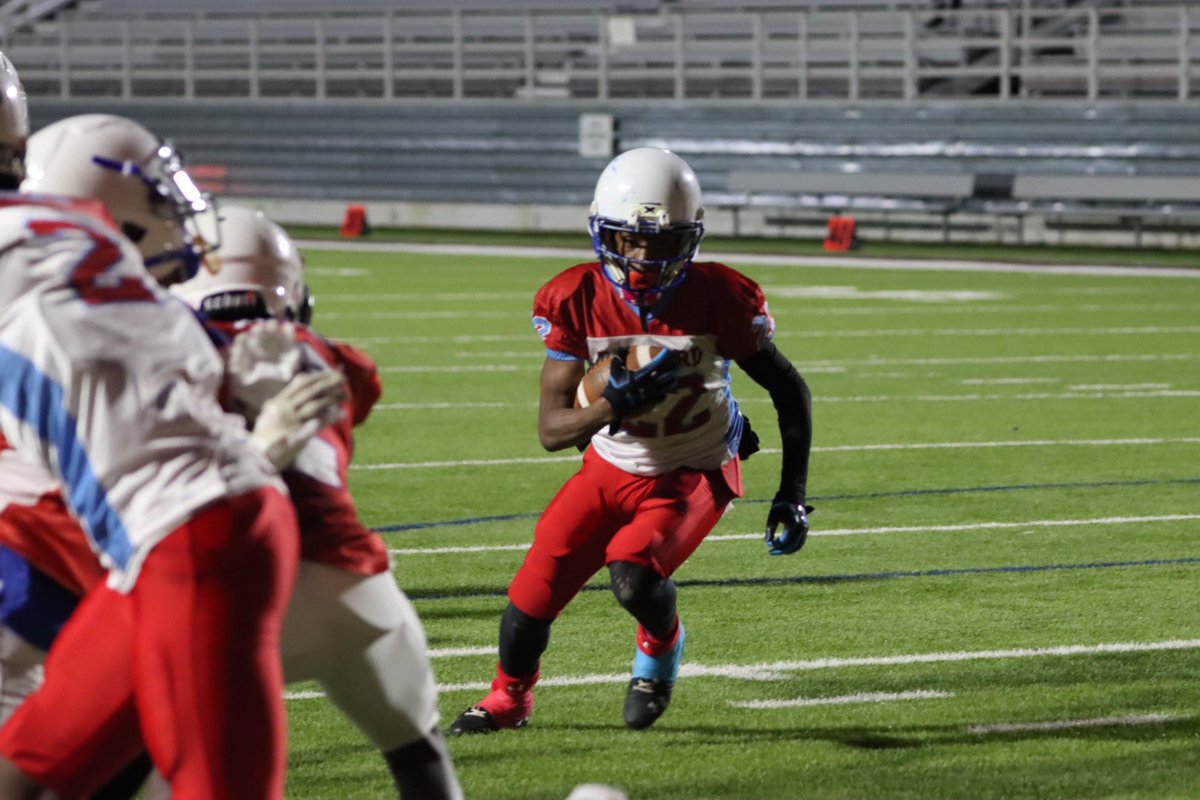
[{"xmin": 21, "ymin": 114, "xmax": 218, "ymax": 285}]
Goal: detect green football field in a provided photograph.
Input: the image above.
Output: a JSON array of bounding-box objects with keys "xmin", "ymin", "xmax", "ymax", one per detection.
[{"xmin": 283, "ymin": 238, "xmax": 1200, "ymax": 800}]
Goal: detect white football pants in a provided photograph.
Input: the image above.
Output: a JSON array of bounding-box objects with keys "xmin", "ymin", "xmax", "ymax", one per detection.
[
  {"xmin": 280, "ymin": 561, "xmax": 441, "ymax": 751},
  {"xmin": 0, "ymin": 562, "xmax": 440, "ymax": 755}
]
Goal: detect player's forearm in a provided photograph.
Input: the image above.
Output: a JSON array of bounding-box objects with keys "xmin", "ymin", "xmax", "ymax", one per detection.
[
  {"xmin": 537, "ymin": 402, "xmax": 615, "ymax": 451},
  {"xmin": 738, "ymin": 343, "xmax": 814, "ymax": 504}
]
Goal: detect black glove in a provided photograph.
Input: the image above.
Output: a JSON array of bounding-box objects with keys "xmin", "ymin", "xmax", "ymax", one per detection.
[
  {"xmin": 601, "ymin": 348, "xmax": 680, "ymax": 433},
  {"xmin": 737, "ymin": 413, "xmax": 760, "ymax": 460},
  {"xmin": 765, "ymin": 496, "xmax": 814, "ymax": 556}
]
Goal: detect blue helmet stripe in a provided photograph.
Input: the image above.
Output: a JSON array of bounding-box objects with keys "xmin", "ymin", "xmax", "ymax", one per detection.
[{"xmin": 0, "ymin": 345, "xmax": 133, "ymax": 570}]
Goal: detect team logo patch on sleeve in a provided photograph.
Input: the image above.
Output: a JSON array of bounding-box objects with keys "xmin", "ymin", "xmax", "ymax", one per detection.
[
  {"xmin": 532, "ymin": 315, "xmax": 552, "ymax": 341},
  {"xmin": 752, "ymin": 305, "xmax": 776, "ymax": 347}
]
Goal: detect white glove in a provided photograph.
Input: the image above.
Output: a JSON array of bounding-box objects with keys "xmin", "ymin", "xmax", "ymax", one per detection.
[
  {"xmin": 251, "ymin": 369, "xmax": 347, "ymax": 470},
  {"xmin": 226, "ymin": 320, "xmax": 302, "ymax": 422}
]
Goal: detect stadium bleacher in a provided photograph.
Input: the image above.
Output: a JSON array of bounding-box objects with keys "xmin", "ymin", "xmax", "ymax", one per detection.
[{"xmin": 6, "ymin": 1, "xmax": 1199, "ymax": 246}]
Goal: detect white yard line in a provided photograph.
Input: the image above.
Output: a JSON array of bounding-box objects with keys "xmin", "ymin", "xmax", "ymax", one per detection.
[
  {"xmin": 429, "ymin": 645, "xmax": 496, "ymax": 658},
  {"xmin": 960, "ymin": 378, "xmax": 1061, "ymax": 386},
  {"xmin": 751, "ymin": 389, "xmax": 1200, "ymax": 402},
  {"xmin": 373, "ymin": 388, "xmax": 1200, "ymax": 405},
  {"xmin": 346, "ymin": 324, "xmax": 1200, "ymax": 341},
  {"xmin": 353, "ymin": 436, "xmax": 1200, "ymax": 471},
  {"xmin": 285, "ymin": 639, "xmax": 1200, "ymax": 699},
  {"xmin": 966, "ymin": 712, "xmax": 1188, "ymax": 735},
  {"xmin": 719, "ymin": 513, "xmax": 1200, "ymax": 540},
  {"xmin": 296, "ymin": 239, "xmax": 1200, "ymax": 279},
  {"xmin": 358, "ymin": 350, "xmax": 1197, "ymax": 369},
  {"xmin": 806, "ymin": 436, "xmax": 1200, "ymax": 453},
  {"xmin": 386, "ymin": 513, "xmax": 1200, "ymax": 555},
  {"xmin": 425, "ymin": 638, "xmax": 1200, "ymax": 695},
  {"xmin": 731, "ymin": 689, "xmax": 954, "ymax": 709}
]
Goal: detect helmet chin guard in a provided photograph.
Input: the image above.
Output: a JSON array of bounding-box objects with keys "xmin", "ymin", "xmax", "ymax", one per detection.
[{"xmin": 588, "ymin": 148, "xmax": 705, "ymax": 318}]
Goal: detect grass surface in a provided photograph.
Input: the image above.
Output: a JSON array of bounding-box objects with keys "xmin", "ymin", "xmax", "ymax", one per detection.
[{"xmin": 285, "ymin": 237, "xmax": 1200, "ymax": 799}]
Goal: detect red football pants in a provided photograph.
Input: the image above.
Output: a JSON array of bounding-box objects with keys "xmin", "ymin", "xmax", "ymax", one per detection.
[
  {"xmin": 509, "ymin": 449, "xmax": 737, "ymax": 620},
  {"xmin": 0, "ymin": 487, "xmax": 299, "ymax": 799}
]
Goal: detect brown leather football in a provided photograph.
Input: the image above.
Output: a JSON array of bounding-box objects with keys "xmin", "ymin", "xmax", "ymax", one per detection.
[{"xmin": 575, "ymin": 345, "xmax": 665, "ymax": 408}]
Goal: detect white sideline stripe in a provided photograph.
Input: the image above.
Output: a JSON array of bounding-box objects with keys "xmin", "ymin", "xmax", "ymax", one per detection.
[
  {"xmin": 960, "ymin": 377, "xmax": 1060, "ymax": 385},
  {"xmin": 431, "ymin": 638, "xmax": 1200, "ymax": 694},
  {"xmin": 731, "ymin": 689, "xmax": 954, "ymax": 709},
  {"xmin": 809, "ymin": 353, "xmax": 1199, "ymax": 368},
  {"xmin": 429, "ymin": 646, "xmax": 496, "ymax": 658},
  {"xmin": 296, "ymin": 239, "xmax": 1200, "ymax": 279},
  {"xmin": 1068, "ymin": 383, "xmax": 1171, "ymax": 390},
  {"xmin": 967, "ymin": 712, "xmax": 1188, "ymax": 735},
  {"xmin": 809, "ymin": 436, "xmax": 1200, "ymax": 453},
  {"xmin": 370, "ymin": 390, "xmax": 1200, "ymax": 410},
  {"xmin": 448, "ymin": 351, "xmax": 1195, "ymax": 365},
  {"xmin": 745, "ymin": 390, "xmax": 1200, "ymax": 403},
  {"xmin": 358, "ymin": 350, "xmax": 1199, "ymax": 367},
  {"xmin": 386, "ymin": 513, "xmax": 1200, "ymax": 555},
  {"xmin": 285, "ymin": 639, "xmax": 1200, "ymax": 700},
  {"xmin": 353, "ymin": 436, "xmax": 1200, "ymax": 471},
  {"xmin": 710, "ymin": 513, "xmax": 1200, "ymax": 540}
]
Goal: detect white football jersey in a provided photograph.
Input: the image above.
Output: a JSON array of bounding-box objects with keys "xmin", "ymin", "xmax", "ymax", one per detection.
[{"xmin": 0, "ymin": 199, "xmax": 283, "ymax": 592}]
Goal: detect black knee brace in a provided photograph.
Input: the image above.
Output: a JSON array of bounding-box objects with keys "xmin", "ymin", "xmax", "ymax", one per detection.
[
  {"xmin": 498, "ymin": 602, "xmax": 552, "ymax": 678},
  {"xmin": 608, "ymin": 561, "xmax": 677, "ymax": 638}
]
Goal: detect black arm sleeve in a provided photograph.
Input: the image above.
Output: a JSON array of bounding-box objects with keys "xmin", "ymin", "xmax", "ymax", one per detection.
[{"xmin": 736, "ymin": 342, "xmax": 812, "ymax": 505}]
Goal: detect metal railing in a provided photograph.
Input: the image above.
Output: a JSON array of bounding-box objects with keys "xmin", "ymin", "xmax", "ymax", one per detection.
[{"xmin": 5, "ymin": 4, "xmax": 1196, "ymax": 102}]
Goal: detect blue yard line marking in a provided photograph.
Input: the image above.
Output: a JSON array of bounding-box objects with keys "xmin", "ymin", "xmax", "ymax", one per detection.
[
  {"xmin": 405, "ymin": 557, "xmax": 1200, "ymax": 602},
  {"xmin": 373, "ymin": 476, "xmax": 1200, "ymax": 534},
  {"xmin": 376, "ymin": 512, "xmax": 538, "ymax": 533}
]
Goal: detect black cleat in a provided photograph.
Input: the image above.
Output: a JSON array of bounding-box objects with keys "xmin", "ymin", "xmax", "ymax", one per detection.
[
  {"xmin": 623, "ymin": 678, "xmax": 674, "ymax": 730},
  {"xmin": 448, "ymin": 705, "xmax": 529, "ymax": 735}
]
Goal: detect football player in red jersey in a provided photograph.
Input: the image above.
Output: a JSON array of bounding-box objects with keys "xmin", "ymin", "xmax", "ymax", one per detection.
[
  {"xmin": 0, "ymin": 102, "xmax": 340, "ymax": 798},
  {"xmin": 450, "ymin": 147, "xmax": 813, "ymax": 734},
  {"xmin": 174, "ymin": 205, "xmax": 463, "ymax": 799},
  {"xmin": 0, "ymin": 202, "xmax": 463, "ymax": 799}
]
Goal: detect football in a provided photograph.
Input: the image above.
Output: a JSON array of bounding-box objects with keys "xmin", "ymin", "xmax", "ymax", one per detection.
[{"xmin": 575, "ymin": 345, "xmax": 665, "ymax": 408}]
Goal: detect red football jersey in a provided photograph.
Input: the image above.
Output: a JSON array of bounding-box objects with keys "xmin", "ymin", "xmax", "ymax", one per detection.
[
  {"xmin": 532, "ymin": 261, "xmax": 775, "ymax": 476},
  {"xmin": 212, "ymin": 321, "xmax": 389, "ymax": 576}
]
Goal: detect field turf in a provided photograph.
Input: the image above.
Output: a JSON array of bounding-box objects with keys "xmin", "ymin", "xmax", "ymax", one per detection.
[{"xmin": 284, "ymin": 238, "xmax": 1200, "ymax": 800}]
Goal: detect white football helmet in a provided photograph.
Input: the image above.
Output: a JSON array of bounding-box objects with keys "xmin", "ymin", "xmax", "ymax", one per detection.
[
  {"xmin": 0, "ymin": 51, "xmax": 28, "ymax": 188},
  {"xmin": 21, "ymin": 113, "xmax": 217, "ymax": 284},
  {"xmin": 588, "ymin": 147, "xmax": 704, "ymax": 311},
  {"xmin": 172, "ymin": 205, "xmax": 311, "ymax": 324}
]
